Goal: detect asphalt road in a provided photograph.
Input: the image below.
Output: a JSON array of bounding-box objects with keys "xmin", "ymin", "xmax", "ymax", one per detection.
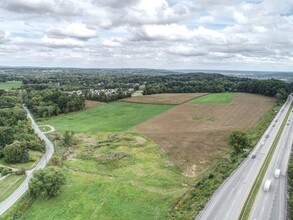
[
  {"xmin": 0, "ymin": 106, "xmax": 54, "ymax": 216},
  {"xmin": 249, "ymin": 96, "xmax": 293, "ymax": 220},
  {"xmin": 197, "ymin": 96, "xmax": 293, "ymax": 220}
]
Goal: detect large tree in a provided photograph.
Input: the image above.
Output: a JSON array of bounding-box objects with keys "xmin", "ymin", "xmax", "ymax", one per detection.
[
  {"xmin": 228, "ymin": 131, "xmax": 250, "ymax": 153},
  {"xmin": 29, "ymin": 167, "xmax": 66, "ymax": 198}
]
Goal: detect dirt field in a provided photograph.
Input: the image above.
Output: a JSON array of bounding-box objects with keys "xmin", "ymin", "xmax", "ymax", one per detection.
[
  {"xmin": 85, "ymin": 100, "xmax": 105, "ymax": 108},
  {"xmin": 123, "ymin": 93, "xmax": 208, "ymax": 105},
  {"xmin": 137, "ymin": 93, "xmax": 276, "ymax": 177}
]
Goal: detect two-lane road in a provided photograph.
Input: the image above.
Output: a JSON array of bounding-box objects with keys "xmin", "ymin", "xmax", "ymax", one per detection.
[
  {"xmin": 197, "ymin": 96, "xmax": 293, "ymax": 220},
  {"xmin": 0, "ymin": 106, "xmax": 54, "ymax": 216}
]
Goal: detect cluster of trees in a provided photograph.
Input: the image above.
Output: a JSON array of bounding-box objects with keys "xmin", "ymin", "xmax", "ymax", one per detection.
[
  {"xmin": 228, "ymin": 131, "xmax": 250, "ymax": 153},
  {"xmin": 143, "ymin": 73, "xmax": 292, "ymax": 100},
  {"xmin": 84, "ymin": 89, "xmax": 132, "ymax": 102},
  {"xmin": 24, "ymin": 89, "xmax": 85, "ymax": 118},
  {"xmin": 0, "ymin": 90, "xmax": 45, "ymax": 164},
  {"xmin": 29, "ymin": 167, "xmax": 66, "ymax": 198}
]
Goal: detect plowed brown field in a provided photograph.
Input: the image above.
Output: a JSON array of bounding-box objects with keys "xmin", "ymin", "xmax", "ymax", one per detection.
[
  {"xmin": 122, "ymin": 93, "xmax": 208, "ymax": 105},
  {"xmin": 137, "ymin": 93, "xmax": 276, "ymax": 177}
]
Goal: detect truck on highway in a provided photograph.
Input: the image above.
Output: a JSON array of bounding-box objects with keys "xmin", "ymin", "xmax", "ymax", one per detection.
[
  {"xmin": 274, "ymin": 169, "xmax": 281, "ymax": 178},
  {"xmin": 264, "ymin": 179, "xmax": 271, "ymax": 192}
]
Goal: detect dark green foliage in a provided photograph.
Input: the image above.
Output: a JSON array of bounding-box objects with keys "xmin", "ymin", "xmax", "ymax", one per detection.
[
  {"xmin": 62, "ymin": 131, "xmax": 75, "ymax": 147},
  {"xmin": 228, "ymin": 131, "xmax": 250, "ymax": 153},
  {"xmin": 29, "ymin": 167, "xmax": 66, "ymax": 198},
  {"xmin": 24, "ymin": 90, "xmax": 85, "ymax": 118},
  {"xmin": 2, "ymin": 142, "xmax": 29, "ymax": 163},
  {"xmin": 14, "ymin": 168, "xmax": 26, "ymax": 175},
  {"xmin": 0, "ymin": 127, "xmax": 14, "ymax": 149},
  {"xmin": 0, "ymin": 167, "xmax": 12, "ymax": 176}
]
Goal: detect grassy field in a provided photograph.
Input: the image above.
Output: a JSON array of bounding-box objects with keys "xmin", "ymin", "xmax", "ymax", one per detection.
[
  {"xmin": 43, "ymin": 102, "xmax": 173, "ymax": 133},
  {"xmin": 189, "ymin": 92, "xmax": 234, "ymax": 104},
  {"xmin": 0, "ymin": 81, "xmax": 22, "ymax": 89},
  {"xmin": 16, "ymin": 132, "xmax": 189, "ymax": 220},
  {"xmin": 0, "ymin": 175, "xmax": 26, "ymax": 202}
]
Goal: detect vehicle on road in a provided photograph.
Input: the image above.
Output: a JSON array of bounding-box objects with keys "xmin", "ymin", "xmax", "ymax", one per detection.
[
  {"xmin": 274, "ymin": 169, "xmax": 281, "ymax": 178},
  {"xmin": 251, "ymin": 154, "xmax": 256, "ymax": 159},
  {"xmin": 264, "ymin": 179, "xmax": 272, "ymax": 192},
  {"xmin": 261, "ymin": 141, "xmax": 265, "ymax": 146},
  {"xmin": 265, "ymin": 134, "xmax": 269, "ymax": 138}
]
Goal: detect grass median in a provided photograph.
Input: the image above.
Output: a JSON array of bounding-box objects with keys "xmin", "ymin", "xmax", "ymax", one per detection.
[{"xmin": 239, "ymin": 103, "xmax": 293, "ymax": 220}]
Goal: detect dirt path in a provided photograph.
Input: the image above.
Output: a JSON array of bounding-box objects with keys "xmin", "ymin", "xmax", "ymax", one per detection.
[{"xmin": 39, "ymin": 125, "xmax": 55, "ymax": 134}]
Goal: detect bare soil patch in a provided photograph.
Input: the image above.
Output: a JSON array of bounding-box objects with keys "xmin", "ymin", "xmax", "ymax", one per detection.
[
  {"xmin": 122, "ymin": 93, "xmax": 208, "ymax": 105},
  {"xmin": 85, "ymin": 100, "xmax": 105, "ymax": 108},
  {"xmin": 138, "ymin": 93, "xmax": 276, "ymax": 177}
]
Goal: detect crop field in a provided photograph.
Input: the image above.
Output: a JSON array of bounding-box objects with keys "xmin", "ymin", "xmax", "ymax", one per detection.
[
  {"xmin": 84, "ymin": 100, "xmax": 105, "ymax": 108},
  {"xmin": 0, "ymin": 81, "xmax": 22, "ymax": 89},
  {"xmin": 123, "ymin": 93, "xmax": 208, "ymax": 105},
  {"xmin": 138, "ymin": 93, "xmax": 276, "ymax": 177},
  {"xmin": 18, "ymin": 132, "xmax": 189, "ymax": 220},
  {"xmin": 189, "ymin": 92, "xmax": 234, "ymax": 104},
  {"xmin": 43, "ymin": 102, "xmax": 173, "ymax": 133}
]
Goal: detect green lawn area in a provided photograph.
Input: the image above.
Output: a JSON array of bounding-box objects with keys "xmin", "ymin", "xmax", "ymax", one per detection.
[
  {"xmin": 0, "ymin": 81, "xmax": 22, "ymax": 89},
  {"xmin": 0, "ymin": 174, "xmax": 26, "ymax": 202},
  {"xmin": 43, "ymin": 102, "xmax": 173, "ymax": 133},
  {"xmin": 17, "ymin": 132, "xmax": 189, "ymax": 220},
  {"xmin": 189, "ymin": 92, "xmax": 235, "ymax": 104}
]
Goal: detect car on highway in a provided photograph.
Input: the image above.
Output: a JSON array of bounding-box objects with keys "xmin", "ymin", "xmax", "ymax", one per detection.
[
  {"xmin": 265, "ymin": 134, "xmax": 269, "ymax": 138},
  {"xmin": 264, "ymin": 179, "xmax": 272, "ymax": 192},
  {"xmin": 251, "ymin": 154, "xmax": 256, "ymax": 159},
  {"xmin": 274, "ymin": 169, "xmax": 281, "ymax": 178}
]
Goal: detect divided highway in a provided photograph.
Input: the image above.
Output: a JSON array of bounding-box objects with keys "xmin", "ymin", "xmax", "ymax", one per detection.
[
  {"xmin": 0, "ymin": 106, "xmax": 54, "ymax": 216},
  {"xmin": 249, "ymin": 96, "xmax": 293, "ymax": 220},
  {"xmin": 197, "ymin": 96, "xmax": 293, "ymax": 220}
]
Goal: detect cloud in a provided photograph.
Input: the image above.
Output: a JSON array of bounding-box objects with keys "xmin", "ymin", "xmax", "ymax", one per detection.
[
  {"xmin": 40, "ymin": 36, "xmax": 84, "ymax": 48},
  {"xmin": 46, "ymin": 23, "xmax": 97, "ymax": 40},
  {"xmin": 0, "ymin": 30, "xmax": 9, "ymax": 44},
  {"xmin": 0, "ymin": 0, "xmax": 81, "ymax": 17},
  {"xmin": 90, "ymin": 0, "xmax": 193, "ymax": 29}
]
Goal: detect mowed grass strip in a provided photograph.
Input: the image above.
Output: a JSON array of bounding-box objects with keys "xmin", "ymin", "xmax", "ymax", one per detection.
[
  {"xmin": 44, "ymin": 102, "xmax": 173, "ymax": 132},
  {"xmin": 0, "ymin": 175, "xmax": 26, "ymax": 202},
  {"xmin": 189, "ymin": 92, "xmax": 235, "ymax": 104},
  {"xmin": 0, "ymin": 81, "xmax": 22, "ymax": 89}
]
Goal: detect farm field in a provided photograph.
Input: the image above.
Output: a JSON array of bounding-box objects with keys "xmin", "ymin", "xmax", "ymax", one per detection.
[
  {"xmin": 138, "ymin": 93, "xmax": 276, "ymax": 177},
  {"xmin": 17, "ymin": 132, "xmax": 189, "ymax": 220},
  {"xmin": 43, "ymin": 102, "xmax": 173, "ymax": 133},
  {"xmin": 0, "ymin": 175, "xmax": 26, "ymax": 202},
  {"xmin": 84, "ymin": 100, "xmax": 105, "ymax": 108},
  {"xmin": 189, "ymin": 92, "xmax": 234, "ymax": 104},
  {"xmin": 0, "ymin": 81, "xmax": 22, "ymax": 89},
  {"xmin": 123, "ymin": 93, "xmax": 208, "ymax": 105}
]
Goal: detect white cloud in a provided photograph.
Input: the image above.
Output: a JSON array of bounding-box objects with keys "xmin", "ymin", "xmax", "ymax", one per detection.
[
  {"xmin": 40, "ymin": 36, "xmax": 84, "ymax": 48},
  {"xmin": 0, "ymin": 0, "xmax": 292, "ymax": 70},
  {"xmin": 46, "ymin": 23, "xmax": 97, "ymax": 40}
]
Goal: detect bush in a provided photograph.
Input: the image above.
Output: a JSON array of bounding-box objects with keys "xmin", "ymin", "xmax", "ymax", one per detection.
[
  {"xmin": 3, "ymin": 142, "xmax": 29, "ymax": 164},
  {"xmin": 29, "ymin": 167, "xmax": 66, "ymax": 198},
  {"xmin": 0, "ymin": 167, "xmax": 12, "ymax": 176},
  {"xmin": 14, "ymin": 168, "xmax": 26, "ymax": 175}
]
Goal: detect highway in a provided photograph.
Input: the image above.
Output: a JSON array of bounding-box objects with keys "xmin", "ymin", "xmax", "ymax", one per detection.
[
  {"xmin": 249, "ymin": 96, "xmax": 293, "ymax": 220},
  {"xmin": 197, "ymin": 95, "xmax": 293, "ymax": 220},
  {"xmin": 0, "ymin": 106, "xmax": 54, "ymax": 216}
]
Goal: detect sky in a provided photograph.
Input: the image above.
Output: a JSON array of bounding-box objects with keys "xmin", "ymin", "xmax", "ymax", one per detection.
[{"xmin": 0, "ymin": 0, "xmax": 293, "ymax": 71}]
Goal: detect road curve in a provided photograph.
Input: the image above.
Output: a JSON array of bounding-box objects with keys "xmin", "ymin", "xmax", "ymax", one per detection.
[{"xmin": 0, "ymin": 106, "xmax": 54, "ymax": 216}]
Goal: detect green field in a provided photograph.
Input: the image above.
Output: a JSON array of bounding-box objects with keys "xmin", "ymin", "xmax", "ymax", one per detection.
[
  {"xmin": 17, "ymin": 132, "xmax": 188, "ymax": 220},
  {"xmin": 43, "ymin": 102, "xmax": 173, "ymax": 133},
  {"xmin": 0, "ymin": 175, "xmax": 26, "ymax": 202},
  {"xmin": 189, "ymin": 93, "xmax": 234, "ymax": 104},
  {"xmin": 0, "ymin": 81, "xmax": 22, "ymax": 89}
]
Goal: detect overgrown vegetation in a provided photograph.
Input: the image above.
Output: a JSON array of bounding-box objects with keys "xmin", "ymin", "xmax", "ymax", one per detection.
[
  {"xmin": 288, "ymin": 153, "xmax": 293, "ymax": 219},
  {"xmin": 170, "ymin": 103, "xmax": 283, "ymax": 219}
]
